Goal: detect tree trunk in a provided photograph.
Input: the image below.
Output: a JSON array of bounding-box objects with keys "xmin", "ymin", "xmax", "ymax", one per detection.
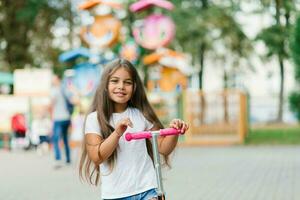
[
  {"xmin": 198, "ymin": 43, "xmax": 205, "ymax": 89},
  {"xmin": 198, "ymin": 0, "xmax": 208, "ymax": 89},
  {"xmin": 198, "ymin": 43, "xmax": 206, "ymax": 123},
  {"xmin": 198, "ymin": 0, "xmax": 209, "ymax": 124},
  {"xmin": 276, "ymin": 54, "xmax": 284, "ymax": 122},
  {"xmin": 274, "ymin": 0, "xmax": 285, "ymax": 122},
  {"xmin": 223, "ymin": 68, "xmax": 229, "ymax": 123}
]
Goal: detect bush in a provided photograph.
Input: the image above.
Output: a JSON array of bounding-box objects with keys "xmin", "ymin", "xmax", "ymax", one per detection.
[{"xmin": 289, "ymin": 91, "xmax": 300, "ymax": 121}]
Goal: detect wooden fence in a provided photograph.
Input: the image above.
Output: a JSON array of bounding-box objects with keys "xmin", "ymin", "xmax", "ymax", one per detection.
[{"xmin": 150, "ymin": 90, "xmax": 248, "ymax": 145}]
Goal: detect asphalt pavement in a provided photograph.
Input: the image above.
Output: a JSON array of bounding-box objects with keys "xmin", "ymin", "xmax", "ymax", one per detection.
[{"xmin": 0, "ymin": 145, "xmax": 299, "ymax": 200}]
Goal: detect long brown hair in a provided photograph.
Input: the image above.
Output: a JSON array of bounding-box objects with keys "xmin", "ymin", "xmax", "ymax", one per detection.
[{"xmin": 79, "ymin": 58, "xmax": 169, "ymax": 185}]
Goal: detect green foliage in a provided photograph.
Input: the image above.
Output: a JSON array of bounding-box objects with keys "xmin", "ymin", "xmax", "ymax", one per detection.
[
  {"xmin": 256, "ymin": 25, "xmax": 289, "ymax": 58},
  {"xmin": 171, "ymin": 1, "xmax": 251, "ymax": 55},
  {"xmin": 290, "ymin": 15, "xmax": 300, "ymax": 82},
  {"xmin": 0, "ymin": 0, "xmax": 76, "ymax": 72},
  {"xmin": 254, "ymin": 0, "xmax": 297, "ymax": 122},
  {"xmin": 289, "ymin": 15, "xmax": 300, "ymax": 122},
  {"xmin": 289, "ymin": 91, "xmax": 300, "ymax": 121},
  {"xmin": 16, "ymin": 0, "xmax": 48, "ymax": 24},
  {"xmin": 170, "ymin": 0, "xmax": 252, "ymax": 90}
]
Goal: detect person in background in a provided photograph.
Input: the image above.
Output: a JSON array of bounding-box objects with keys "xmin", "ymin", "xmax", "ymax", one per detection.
[{"xmin": 50, "ymin": 75, "xmax": 73, "ymax": 168}]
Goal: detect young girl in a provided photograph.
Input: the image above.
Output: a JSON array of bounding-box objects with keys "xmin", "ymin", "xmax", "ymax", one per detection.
[{"xmin": 79, "ymin": 59, "xmax": 188, "ymax": 200}]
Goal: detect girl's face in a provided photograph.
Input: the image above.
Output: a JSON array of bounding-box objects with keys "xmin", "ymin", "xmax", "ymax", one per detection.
[{"xmin": 108, "ymin": 67, "xmax": 134, "ymax": 111}]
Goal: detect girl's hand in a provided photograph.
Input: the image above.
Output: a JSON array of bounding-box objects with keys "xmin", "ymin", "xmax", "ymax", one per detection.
[
  {"xmin": 169, "ymin": 119, "xmax": 189, "ymax": 133},
  {"xmin": 115, "ymin": 118, "xmax": 133, "ymax": 137}
]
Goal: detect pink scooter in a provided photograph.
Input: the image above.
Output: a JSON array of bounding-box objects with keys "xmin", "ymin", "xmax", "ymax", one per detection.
[{"xmin": 125, "ymin": 128, "xmax": 184, "ymax": 200}]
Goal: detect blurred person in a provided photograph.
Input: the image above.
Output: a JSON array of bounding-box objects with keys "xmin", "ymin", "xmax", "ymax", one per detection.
[
  {"xmin": 50, "ymin": 75, "xmax": 74, "ymax": 168},
  {"xmin": 31, "ymin": 112, "xmax": 52, "ymax": 155},
  {"xmin": 79, "ymin": 59, "xmax": 189, "ymax": 199}
]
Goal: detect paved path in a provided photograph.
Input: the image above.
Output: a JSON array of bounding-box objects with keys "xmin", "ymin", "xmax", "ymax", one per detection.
[{"xmin": 0, "ymin": 146, "xmax": 299, "ymax": 200}]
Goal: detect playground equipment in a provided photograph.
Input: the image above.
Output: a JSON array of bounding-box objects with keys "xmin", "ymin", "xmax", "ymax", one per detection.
[
  {"xmin": 125, "ymin": 128, "xmax": 184, "ymax": 200},
  {"xmin": 132, "ymin": 14, "xmax": 175, "ymax": 50},
  {"xmin": 130, "ymin": 0, "xmax": 174, "ymax": 12},
  {"xmin": 143, "ymin": 48, "xmax": 193, "ymax": 92},
  {"xmin": 129, "ymin": 0, "xmax": 194, "ymax": 93},
  {"xmin": 130, "ymin": 0, "xmax": 175, "ymax": 50},
  {"xmin": 79, "ymin": 0, "xmax": 122, "ymax": 49}
]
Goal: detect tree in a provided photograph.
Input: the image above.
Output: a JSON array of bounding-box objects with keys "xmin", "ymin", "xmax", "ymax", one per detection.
[
  {"xmin": 255, "ymin": 0, "xmax": 296, "ymax": 122},
  {"xmin": 289, "ymin": 15, "xmax": 300, "ymax": 121},
  {"xmin": 171, "ymin": 0, "xmax": 252, "ymax": 90},
  {"xmin": 171, "ymin": 0, "xmax": 252, "ymax": 122},
  {"xmin": 0, "ymin": 0, "xmax": 76, "ymax": 73}
]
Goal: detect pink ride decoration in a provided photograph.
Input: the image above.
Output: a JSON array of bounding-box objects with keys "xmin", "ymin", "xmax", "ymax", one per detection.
[
  {"xmin": 132, "ymin": 14, "xmax": 175, "ymax": 50},
  {"xmin": 130, "ymin": 0, "xmax": 174, "ymax": 12}
]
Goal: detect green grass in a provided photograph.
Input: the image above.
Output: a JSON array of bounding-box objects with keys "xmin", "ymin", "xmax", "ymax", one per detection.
[{"xmin": 245, "ymin": 126, "xmax": 300, "ymax": 145}]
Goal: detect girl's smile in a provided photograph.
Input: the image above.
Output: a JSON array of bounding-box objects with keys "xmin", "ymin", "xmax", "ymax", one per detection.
[{"xmin": 113, "ymin": 91, "xmax": 126, "ymax": 96}]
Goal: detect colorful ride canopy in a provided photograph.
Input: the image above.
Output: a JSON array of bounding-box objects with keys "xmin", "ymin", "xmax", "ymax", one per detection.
[
  {"xmin": 79, "ymin": 0, "xmax": 122, "ymax": 11},
  {"xmin": 143, "ymin": 48, "xmax": 194, "ymax": 76},
  {"xmin": 62, "ymin": 63, "xmax": 101, "ymax": 98},
  {"xmin": 132, "ymin": 14, "xmax": 175, "ymax": 50},
  {"xmin": 130, "ymin": 0, "xmax": 174, "ymax": 12},
  {"xmin": 58, "ymin": 47, "xmax": 91, "ymax": 62},
  {"xmin": 80, "ymin": 15, "xmax": 121, "ymax": 49}
]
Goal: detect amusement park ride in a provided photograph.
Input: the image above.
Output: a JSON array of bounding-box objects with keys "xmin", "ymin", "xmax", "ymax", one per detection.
[{"xmin": 59, "ymin": 0, "xmax": 194, "ymax": 100}]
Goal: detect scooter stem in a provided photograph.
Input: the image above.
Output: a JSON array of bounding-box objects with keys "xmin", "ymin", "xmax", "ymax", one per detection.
[{"xmin": 151, "ymin": 134, "xmax": 165, "ymax": 197}]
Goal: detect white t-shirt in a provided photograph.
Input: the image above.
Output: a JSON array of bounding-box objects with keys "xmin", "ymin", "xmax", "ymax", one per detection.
[{"xmin": 85, "ymin": 107, "xmax": 157, "ymax": 199}]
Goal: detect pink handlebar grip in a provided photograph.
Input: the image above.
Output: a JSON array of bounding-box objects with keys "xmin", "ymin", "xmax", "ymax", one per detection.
[
  {"xmin": 125, "ymin": 131, "xmax": 152, "ymax": 141},
  {"xmin": 159, "ymin": 128, "xmax": 183, "ymax": 136},
  {"xmin": 125, "ymin": 128, "xmax": 183, "ymax": 141}
]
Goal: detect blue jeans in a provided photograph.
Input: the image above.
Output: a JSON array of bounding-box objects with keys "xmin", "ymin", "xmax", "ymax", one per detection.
[
  {"xmin": 52, "ymin": 120, "xmax": 71, "ymax": 163},
  {"xmin": 104, "ymin": 188, "xmax": 158, "ymax": 200}
]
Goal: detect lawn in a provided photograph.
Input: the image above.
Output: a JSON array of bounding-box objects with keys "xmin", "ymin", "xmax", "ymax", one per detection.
[{"xmin": 245, "ymin": 125, "xmax": 300, "ymax": 145}]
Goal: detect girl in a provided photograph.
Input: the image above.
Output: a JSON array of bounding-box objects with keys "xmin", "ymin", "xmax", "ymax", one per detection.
[{"xmin": 79, "ymin": 59, "xmax": 188, "ymax": 200}]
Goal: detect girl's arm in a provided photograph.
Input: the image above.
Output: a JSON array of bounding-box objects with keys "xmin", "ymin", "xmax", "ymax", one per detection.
[
  {"xmin": 85, "ymin": 118, "xmax": 133, "ymax": 165},
  {"xmin": 85, "ymin": 131, "xmax": 121, "ymax": 165},
  {"xmin": 155, "ymin": 119, "xmax": 189, "ymax": 156}
]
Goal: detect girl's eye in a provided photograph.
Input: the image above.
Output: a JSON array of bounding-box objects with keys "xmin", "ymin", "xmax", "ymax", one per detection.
[
  {"xmin": 110, "ymin": 79, "xmax": 118, "ymax": 83},
  {"xmin": 125, "ymin": 81, "xmax": 133, "ymax": 85}
]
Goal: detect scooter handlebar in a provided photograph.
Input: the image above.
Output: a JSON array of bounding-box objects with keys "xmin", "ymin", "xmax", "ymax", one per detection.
[{"xmin": 125, "ymin": 128, "xmax": 183, "ymax": 141}]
